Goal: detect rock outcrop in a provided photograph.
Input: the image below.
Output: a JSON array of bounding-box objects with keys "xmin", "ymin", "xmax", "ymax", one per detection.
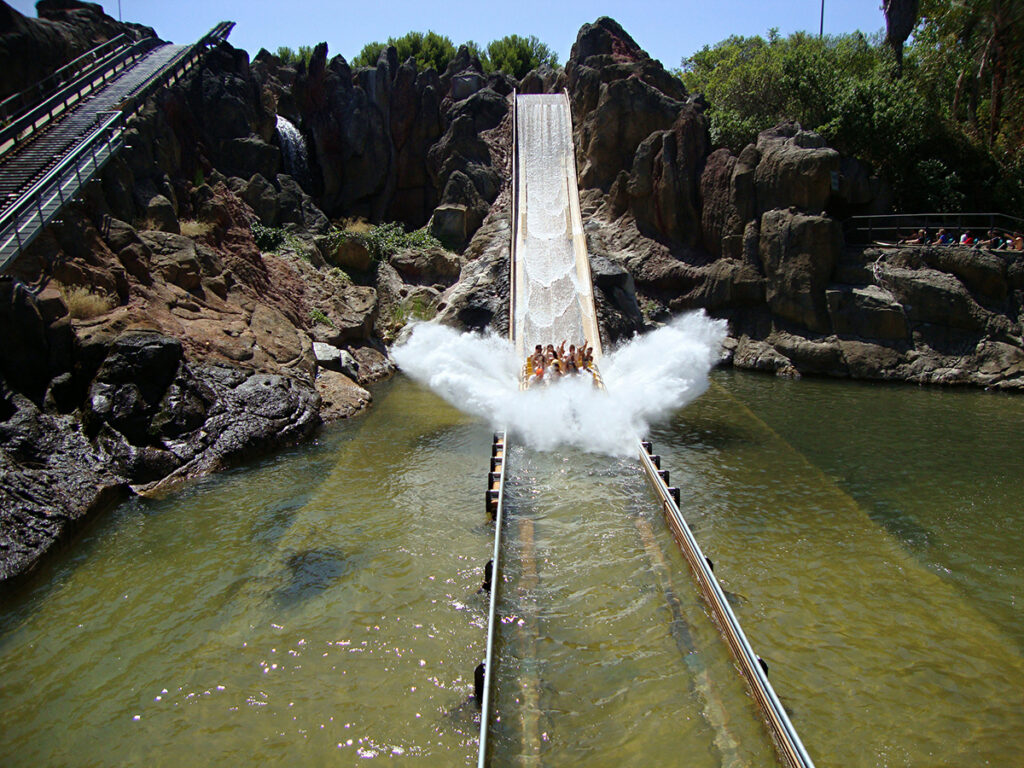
[{"xmin": 4, "ymin": 8, "xmax": 1023, "ymax": 586}]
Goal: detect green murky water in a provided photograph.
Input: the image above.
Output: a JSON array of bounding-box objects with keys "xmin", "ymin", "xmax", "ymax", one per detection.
[
  {"xmin": 1, "ymin": 372, "xmax": 1023, "ymax": 766},
  {"xmin": 650, "ymin": 373, "xmax": 1024, "ymax": 767}
]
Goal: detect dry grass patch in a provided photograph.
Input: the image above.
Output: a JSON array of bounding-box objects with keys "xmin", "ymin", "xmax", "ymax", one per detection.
[
  {"xmin": 59, "ymin": 284, "xmax": 114, "ymax": 319},
  {"xmin": 338, "ymin": 217, "xmax": 373, "ymax": 234},
  {"xmin": 179, "ymin": 219, "xmax": 214, "ymax": 238}
]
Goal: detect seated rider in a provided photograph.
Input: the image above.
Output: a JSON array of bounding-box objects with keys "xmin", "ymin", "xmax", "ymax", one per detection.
[
  {"xmin": 900, "ymin": 228, "xmax": 928, "ymax": 245},
  {"xmin": 980, "ymin": 229, "xmax": 1005, "ymax": 249},
  {"xmin": 932, "ymin": 228, "xmax": 953, "ymax": 246},
  {"xmin": 530, "ymin": 344, "xmax": 545, "ymax": 369}
]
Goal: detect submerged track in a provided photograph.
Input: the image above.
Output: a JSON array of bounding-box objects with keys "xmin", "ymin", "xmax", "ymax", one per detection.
[{"xmin": 476, "ymin": 91, "xmax": 815, "ymax": 768}]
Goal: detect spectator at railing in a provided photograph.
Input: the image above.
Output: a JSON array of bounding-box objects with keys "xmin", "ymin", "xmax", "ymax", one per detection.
[{"xmin": 932, "ymin": 227, "xmax": 954, "ymax": 245}]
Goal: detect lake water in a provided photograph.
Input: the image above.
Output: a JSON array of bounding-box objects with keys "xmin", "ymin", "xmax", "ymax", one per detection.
[{"xmin": 1, "ymin": 371, "xmax": 1022, "ymax": 767}]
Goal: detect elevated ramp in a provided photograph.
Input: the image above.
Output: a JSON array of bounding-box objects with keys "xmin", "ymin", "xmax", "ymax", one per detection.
[
  {"xmin": 511, "ymin": 92, "xmax": 602, "ymax": 361},
  {"xmin": 0, "ymin": 43, "xmax": 186, "ymax": 210}
]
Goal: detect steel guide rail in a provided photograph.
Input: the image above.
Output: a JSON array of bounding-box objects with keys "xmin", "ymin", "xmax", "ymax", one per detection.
[
  {"xmin": 636, "ymin": 439, "xmax": 816, "ymax": 768},
  {"xmin": 477, "ymin": 431, "xmax": 508, "ymax": 768}
]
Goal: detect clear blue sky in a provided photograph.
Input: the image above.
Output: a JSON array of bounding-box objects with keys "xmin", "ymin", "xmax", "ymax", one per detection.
[{"xmin": 10, "ymin": 0, "xmax": 886, "ymax": 68}]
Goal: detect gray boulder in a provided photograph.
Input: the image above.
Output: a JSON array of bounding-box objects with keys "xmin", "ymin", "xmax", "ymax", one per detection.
[
  {"xmin": 759, "ymin": 208, "xmax": 842, "ymax": 333},
  {"xmin": 754, "ymin": 123, "xmax": 840, "ymax": 215}
]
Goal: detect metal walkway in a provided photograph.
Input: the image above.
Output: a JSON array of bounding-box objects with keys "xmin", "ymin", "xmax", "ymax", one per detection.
[
  {"xmin": 0, "ymin": 22, "xmax": 234, "ymax": 274},
  {"xmin": 475, "ymin": 91, "xmax": 815, "ymax": 768},
  {"xmin": 0, "ymin": 33, "xmax": 133, "ymax": 127},
  {"xmin": 0, "ymin": 43, "xmax": 184, "ymax": 210}
]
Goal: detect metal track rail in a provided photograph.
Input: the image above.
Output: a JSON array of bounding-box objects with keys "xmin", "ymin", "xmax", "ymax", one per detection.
[
  {"xmin": 477, "ymin": 431, "xmax": 508, "ymax": 768},
  {"xmin": 637, "ymin": 439, "xmax": 816, "ymax": 768}
]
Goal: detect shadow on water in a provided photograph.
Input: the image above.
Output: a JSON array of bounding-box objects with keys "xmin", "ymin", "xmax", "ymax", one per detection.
[
  {"xmin": 665, "ymin": 417, "xmax": 769, "ymax": 454},
  {"xmin": 273, "ymin": 546, "xmax": 352, "ymax": 607},
  {"xmin": 249, "ymin": 495, "xmax": 312, "ymax": 550},
  {"xmin": 842, "ymin": 493, "xmax": 935, "ymax": 552}
]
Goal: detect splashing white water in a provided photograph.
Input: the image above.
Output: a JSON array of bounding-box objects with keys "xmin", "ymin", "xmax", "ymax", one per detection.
[{"xmin": 392, "ymin": 312, "xmax": 727, "ymax": 456}]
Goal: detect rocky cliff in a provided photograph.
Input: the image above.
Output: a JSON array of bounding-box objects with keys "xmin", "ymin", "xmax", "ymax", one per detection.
[
  {"xmin": 3, "ymin": 8, "xmax": 1022, "ymax": 584},
  {"xmin": 438, "ymin": 17, "xmax": 1024, "ymax": 388}
]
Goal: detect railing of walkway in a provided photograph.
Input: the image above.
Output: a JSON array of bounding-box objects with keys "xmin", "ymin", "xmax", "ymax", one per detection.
[
  {"xmin": 116, "ymin": 22, "xmax": 235, "ymax": 118},
  {"xmin": 846, "ymin": 212, "xmax": 1024, "ymax": 245},
  {"xmin": 0, "ymin": 111, "xmax": 125, "ymax": 272},
  {"xmin": 0, "ymin": 34, "xmax": 134, "ymax": 127},
  {"xmin": 0, "ymin": 22, "xmax": 235, "ymax": 275},
  {"xmin": 0, "ymin": 36, "xmax": 162, "ymax": 156}
]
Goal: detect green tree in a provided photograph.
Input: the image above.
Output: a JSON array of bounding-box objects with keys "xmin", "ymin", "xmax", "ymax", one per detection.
[
  {"xmin": 352, "ymin": 31, "xmax": 457, "ymax": 72},
  {"xmin": 679, "ymin": 28, "xmax": 1020, "ymax": 212},
  {"xmin": 484, "ymin": 34, "xmax": 558, "ymax": 79},
  {"xmin": 352, "ymin": 41, "xmax": 386, "ymax": 68},
  {"xmin": 915, "ymin": 0, "xmax": 1024, "ymax": 148},
  {"xmin": 275, "ymin": 45, "xmax": 314, "ymax": 67}
]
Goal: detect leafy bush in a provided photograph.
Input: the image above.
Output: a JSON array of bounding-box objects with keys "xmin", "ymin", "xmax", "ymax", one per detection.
[
  {"xmin": 323, "ymin": 222, "xmax": 442, "ymax": 265},
  {"xmin": 484, "ymin": 34, "xmax": 558, "ymax": 79},
  {"xmin": 309, "ymin": 307, "xmax": 333, "ymax": 326},
  {"xmin": 365, "ymin": 222, "xmax": 441, "ymax": 259},
  {"xmin": 353, "ymin": 31, "xmax": 456, "ymax": 72},
  {"xmin": 327, "ymin": 266, "xmax": 352, "ymax": 285},
  {"xmin": 251, "ymin": 222, "xmax": 286, "ymax": 251}
]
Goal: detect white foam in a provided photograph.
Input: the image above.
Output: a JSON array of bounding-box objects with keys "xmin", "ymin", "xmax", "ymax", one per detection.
[{"xmin": 391, "ymin": 312, "xmax": 727, "ymax": 457}]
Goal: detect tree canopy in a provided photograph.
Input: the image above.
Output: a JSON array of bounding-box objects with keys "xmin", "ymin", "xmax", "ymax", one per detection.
[
  {"xmin": 352, "ymin": 31, "xmax": 457, "ymax": 71},
  {"xmin": 275, "ymin": 45, "xmax": 314, "ymax": 68},
  {"xmin": 351, "ymin": 31, "xmax": 558, "ymax": 79},
  {"xmin": 484, "ymin": 34, "xmax": 558, "ymax": 79},
  {"xmin": 680, "ymin": 19, "xmax": 1023, "ymax": 213}
]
